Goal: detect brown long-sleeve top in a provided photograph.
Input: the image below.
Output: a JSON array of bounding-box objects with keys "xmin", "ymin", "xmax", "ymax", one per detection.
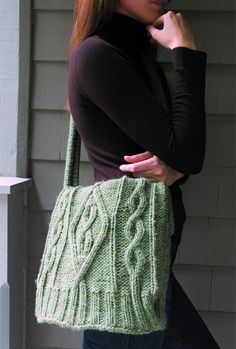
[{"xmin": 67, "ymin": 11, "xmax": 207, "ymax": 234}]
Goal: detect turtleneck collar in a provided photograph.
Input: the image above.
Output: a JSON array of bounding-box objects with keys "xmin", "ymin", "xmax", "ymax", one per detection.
[{"xmin": 97, "ymin": 11, "xmax": 152, "ymax": 48}]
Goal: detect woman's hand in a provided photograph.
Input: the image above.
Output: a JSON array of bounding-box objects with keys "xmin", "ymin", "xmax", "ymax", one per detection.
[
  {"xmin": 146, "ymin": 11, "xmax": 197, "ymax": 50},
  {"xmin": 119, "ymin": 151, "xmax": 185, "ymax": 187}
]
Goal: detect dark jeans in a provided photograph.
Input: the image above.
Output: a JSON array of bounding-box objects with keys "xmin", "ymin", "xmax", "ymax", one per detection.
[{"xmin": 82, "ymin": 220, "xmax": 221, "ymax": 349}]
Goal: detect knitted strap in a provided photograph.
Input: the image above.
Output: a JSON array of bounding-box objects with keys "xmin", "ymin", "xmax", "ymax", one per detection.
[{"xmin": 63, "ymin": 114, "xmax": 81, "ymax": 188}]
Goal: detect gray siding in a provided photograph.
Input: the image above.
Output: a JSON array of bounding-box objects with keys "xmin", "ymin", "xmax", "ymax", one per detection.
[{"xmin": 27, "ymin": 1, "xmax": 236, "ymax": 348}]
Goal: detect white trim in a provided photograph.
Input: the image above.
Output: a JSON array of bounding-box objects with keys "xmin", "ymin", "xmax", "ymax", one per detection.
[
  {"xmin": 0, "ymin": 177, "xmax": 32, "ymax": 194},
  {"xmin": 0, "ymin": 0, "xmax": 31, "ymax": 177}
]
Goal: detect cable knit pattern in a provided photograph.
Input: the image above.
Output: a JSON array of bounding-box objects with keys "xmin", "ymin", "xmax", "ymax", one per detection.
[
  {"xmin": 35, "ymin": 174, "xmax": 175, "ymax": 335},
  {"xmin": 34, "ymin": 116, "xmax": 175, "ymax": 334}
]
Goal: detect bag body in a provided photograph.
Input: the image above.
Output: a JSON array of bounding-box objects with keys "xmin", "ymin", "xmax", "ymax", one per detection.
[{"xmin": 34, "ymin": 117, "xmax": 175, "ymax": 335}]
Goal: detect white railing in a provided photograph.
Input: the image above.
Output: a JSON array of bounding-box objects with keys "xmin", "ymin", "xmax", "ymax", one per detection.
[{"xmin": 0, "ymin": 177, "xmax": 33, "ymax": 349}]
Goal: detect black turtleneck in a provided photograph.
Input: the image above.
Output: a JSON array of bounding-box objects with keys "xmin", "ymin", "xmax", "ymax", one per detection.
[
  {"xmin": 98, "ymin": 11, "xmax": 151, "ymax": 47},
  {"xmin": 97, "ymin": 12, "xmax": 159, "ymax": 94},
  {"xmin": 67, "ymin": 11, "xmax": 208, "ymax": 234}
]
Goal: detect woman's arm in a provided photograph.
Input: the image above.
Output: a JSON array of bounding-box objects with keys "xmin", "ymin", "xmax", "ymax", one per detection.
[{"xmin": 69, "ymin": 37, "xmax": 207, "ymax": 174}]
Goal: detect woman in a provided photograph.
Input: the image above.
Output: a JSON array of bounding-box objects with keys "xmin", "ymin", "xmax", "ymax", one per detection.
[{"xmin": 67, "ymin": 0, "xmax": 220, "ymax": 348}]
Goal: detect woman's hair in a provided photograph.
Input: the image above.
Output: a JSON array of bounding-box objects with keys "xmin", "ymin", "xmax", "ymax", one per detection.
[{"xmin": 65, "ymin": 0, "xmax": 117, "ymax": 113}]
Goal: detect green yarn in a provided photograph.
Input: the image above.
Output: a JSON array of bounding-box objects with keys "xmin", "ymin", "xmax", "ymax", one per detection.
[{"xmin": 34, "ymin": 116, "xmax": 175, "ymax": 335}]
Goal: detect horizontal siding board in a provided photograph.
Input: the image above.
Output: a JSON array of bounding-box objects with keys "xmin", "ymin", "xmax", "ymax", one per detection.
[
  {"xmin": 28, "ymin": 160, "xmax": 94, "ymax": 210},
  {"xmin": 27, "ymin": 256, "xmax": 40, "ymax": 302},
  {"xmin": 178, "ymin": 217, "xmax": 208, "ymax": 265},
  {"xmin": 30, "ymin": 110, "xmax": 89, "ymax": 161},
  {"xmin": 28, "ymin": 160, "xmax": 64, "ymax": 210},
  {"xmin": 30, "ymin": 110, "xmax": 68, "ymax": 161},
  {"xmin": 172, "ymin": 0, "xmax": 236, "ymax": 11},
  {"xmin": 173, "ymin": 264, "xmax": 212, "ymax": 311},
  {"xmin": 33, "ymin": 0, "xmax": 236, "ymax": 11},
  {"xmin": 205, "ymin": 115, "xmax": 235, "ymax": 167},
  {"xmin": 26, "ymin": 300, "xmax": 65, "ymax": 347},
  {"xmin": 182, "ymin": 166, "xmax": 235, "ymax": 218},
  {"xmin": 217, "ymin": 167, "xmax": 236, "ymax": 218},
  {"xmin": 210, "ymin": 267, "xmax": 236, "ymax": 312},
  {"xmin": 31, "ymin": 62, "xmax": 67, "ymax": 110},
  {"xmin": 33, "ymin": 11, "xmax": 72, "ymax": 61},
  {"xmin": 207, "ymin": 218, "xmax": 236, "ymax": 266},
  {"xmin": 33, "ymin": 0, "xmax": 74, "ymax": 11},
  {"xmin": 173, "ymin": 264, "xmax": 236, "ymax": 313},
  {"xmin": 27, "ymin": 347, "xmax": 59, "ymax": 349},
  {"xmin": 28, "ymin": 210, "xmax": 51, "ymax": 257},
  {"xmin": 199, "ymin": 311, "xmax": 236, "ymax": 349},
  {"xmin": 59, "ymin": 328, "xmax": 83, "ymax": 348},
  {"xmin": 204, "ymin": 64, "xmax": 236, "ymax": 115},
  {"xmin": 177, "ymin": 217, "xmax": 236, "ymax": 267}
]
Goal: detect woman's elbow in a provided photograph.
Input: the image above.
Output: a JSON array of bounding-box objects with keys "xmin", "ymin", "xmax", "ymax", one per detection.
[
  {"xmin": 170, "ymin": 148, "xmax": 205, "ymax": 175},
  {"xmin": 184, "ymin": 151, "xmax": 205, "ymax": 175}
]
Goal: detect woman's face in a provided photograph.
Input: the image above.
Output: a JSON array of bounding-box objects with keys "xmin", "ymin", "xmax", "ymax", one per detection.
[{"xmin": 115, "ymin": 0, "xmax": 171, "ymax": 24}]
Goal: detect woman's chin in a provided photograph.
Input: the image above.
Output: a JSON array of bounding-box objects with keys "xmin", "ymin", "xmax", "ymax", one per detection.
[{"xmin": 141, "ymin": 11, "xmax": 163, "ymax": 24}]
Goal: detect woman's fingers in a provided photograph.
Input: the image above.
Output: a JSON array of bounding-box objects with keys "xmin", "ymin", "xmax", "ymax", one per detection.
[
  {"xmin": 123, "ymin": 151, "xmax": 153, "ymax": 162},
  {"xmin": 150, "ymin": 15, "xmax": 164, "ymax": 29},
  {"xmin": 120, "ymin": 155, "xmax": 159, "ymax": 172},
  {"xmin": 132, "ymin": 168, "xmax": 172, "ymax": 186},
  {"xmin": 146, "ymin": 11, "xmax": 196, "ymax": 50},
  {"xmin": 132, "ymin": 169, "xmax": 181, "ymax": 187},
  {"xmin": 132, "ymin": 169, "xmax": 160, "ymax": 180}
]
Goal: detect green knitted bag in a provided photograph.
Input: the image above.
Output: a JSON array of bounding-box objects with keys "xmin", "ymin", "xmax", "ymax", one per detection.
[{"xmin": 34, "ymin": 115, "xmax": 175, "ymax": 335}]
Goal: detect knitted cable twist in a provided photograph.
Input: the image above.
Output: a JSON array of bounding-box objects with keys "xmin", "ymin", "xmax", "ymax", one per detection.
[{"xmin": 35, "ymin": 174, "xmax": 175, "ymax": 335}]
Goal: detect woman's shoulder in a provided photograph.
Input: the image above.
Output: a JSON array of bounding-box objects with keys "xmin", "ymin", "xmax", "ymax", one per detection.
[{"xmin": 71, "ymin": 35, "xmax": 129, "ymax": 67}]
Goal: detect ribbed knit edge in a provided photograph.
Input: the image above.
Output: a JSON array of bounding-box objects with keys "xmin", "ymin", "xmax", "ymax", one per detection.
[{"xmin": 35, "ymin": 274, "xmax": 171, "ymax": 335}]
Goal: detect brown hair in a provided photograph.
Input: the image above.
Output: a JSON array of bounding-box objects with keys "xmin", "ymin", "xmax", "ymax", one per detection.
[{"xmin": 65, "ymin": 0, "xmax": 117, "ymax": 113}]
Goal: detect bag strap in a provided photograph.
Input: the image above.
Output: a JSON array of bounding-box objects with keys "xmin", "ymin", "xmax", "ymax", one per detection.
[{"xmin": 63, "ymin": 114, "xmax": 81, "ymax": 188}]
